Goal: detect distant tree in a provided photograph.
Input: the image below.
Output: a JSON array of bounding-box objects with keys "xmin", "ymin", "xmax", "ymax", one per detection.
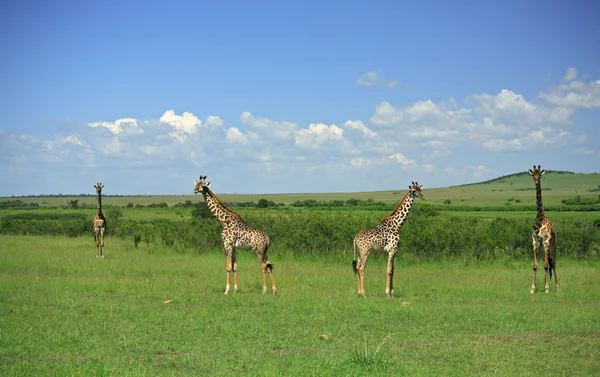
[
  {"xmin": 257, "ymin": 198, "xmax": 269, "ymax": 208},
  {"xmin": 346, "ymin": 198, "xmax": 359, "ymax": 206},
  {"xmin": 126, "ymin": 202, "xmax": 134, "ymax": 208},
  {"xmin": 106, "ymin": 207, "xmax": 122, "ymax": 222},
  {"xmin": 66, "ymin": 199, "xmax": 79, "ymax": 209},
  {"xmin": 191, "ymin": 202, "xmax": 212, "ymax": 219},
  {"xmin": 443, "ymin": 199, "xmax": 452, "ymax": 205}
]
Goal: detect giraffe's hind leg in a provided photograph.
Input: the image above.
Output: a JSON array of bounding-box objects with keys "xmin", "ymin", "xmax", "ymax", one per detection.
[
  {"xmin": 542, "ymin": 239, "xmax": 551, "ymax": 294},
  {"xmin": 356, "ymin": 250, "xmax": 368, "ymax": 297},
  {"xmin": 550, "ymin": 238, "xmax": 559, "ymax": 292}
]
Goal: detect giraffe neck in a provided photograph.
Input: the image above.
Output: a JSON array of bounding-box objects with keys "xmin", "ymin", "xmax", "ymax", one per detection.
[
  {"xmin": 96, "ymin": 192, "xmax": 103, "ymax": 215},
  {"xmin": 378, "ymin": 191, "xmax": 414, "ymax": 232},
  {"xmin": 201, "ymin": 188, "xmax": 242, "ymax": 227},
  {"xmin": 534, "ymin": 182, "xmax": 545, "ymax": 228}
]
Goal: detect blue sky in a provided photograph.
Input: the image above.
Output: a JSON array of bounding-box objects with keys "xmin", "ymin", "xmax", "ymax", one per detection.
[{"xmin": 1, "ymin": 0, "xmax": 599, "ymax": 196}]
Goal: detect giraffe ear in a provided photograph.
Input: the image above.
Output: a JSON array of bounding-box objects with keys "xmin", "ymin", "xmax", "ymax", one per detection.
[
  {"xmin": 528, "ymin": 169, "xmax": 533, "ymax": 175},
  {"xmin": 194, "ymin": 180, "xmax": 198, "ymax": 185},
  {"xmin": 207, "ymin": 182, "xmax": 211, "ymax": 187},
  {"xmin": 541, "ymin": 170, "xmax": 546, "ymax": 175},
  {"xmin": 420, "ymin": 185, "xmax": 423, "ymax": 189},
  {"xmin": 408, "ymin": 185, "xmax": 412, "ymax": 189}
]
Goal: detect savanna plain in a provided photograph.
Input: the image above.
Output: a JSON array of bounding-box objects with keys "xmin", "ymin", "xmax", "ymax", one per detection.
[{"xmin": 1, "ymin": 172, "xmax": 600, "ymax": 376}]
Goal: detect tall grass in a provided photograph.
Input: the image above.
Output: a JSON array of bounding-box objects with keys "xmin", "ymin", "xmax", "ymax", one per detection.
[{"xmin": 1, "ymin": 235, "xmax": 599, "ymax": 376}]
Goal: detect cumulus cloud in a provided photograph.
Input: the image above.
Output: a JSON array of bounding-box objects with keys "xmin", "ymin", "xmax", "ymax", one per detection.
[
  {"xmin": 225, "ymin": 127, "xmax": 248, "ymax": 144},
  {"xmin": 388, "ymin": 152, "xmax": 416, "ymax": 168},
  {"xmin": 369, "ymin": 87, "xmax": 581, "ymax": 154},
  {"xmin": 88, "ymin": 117, "xmax": 139, "ymax": 136},
  {"xmin": 539, "ymin": 68, "xmax": 600, "ymax": 108},
  {"xmin": 356, "ymin": 70, "xmax": 400, "ymax": 88},
  {"xmin": 574, "ymin": 147, "xmax": 594, "ymax": 155},
  {"xmin": 295, "ymin": 123, "xmax": 344, "ymax": 149},
  {"xmin": 343, "ymin": 120, "xmax": 376, "ymax": 137},
  {"xmin": 350, "ymin": 157, "xmax": 370, "ymax": 168},
  {"xmin": 240, "ymin": 111, "xmax": 298, "ymax": 139}
]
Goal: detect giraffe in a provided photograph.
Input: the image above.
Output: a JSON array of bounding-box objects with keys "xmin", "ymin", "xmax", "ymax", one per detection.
[
  {"xmin": 352, "ymin": 181, "xmax": 424, "ymax": 297},
  {"xmin": 193, "ymin": 175, "xmax": 276, "ymax": 295},
  {"xmin": 529, "ymin": 165, "xmax": 559, "ymax": 294},
  {"xmin": 93, "ymin": 183, "xmax": 107, "ymax": 258}
]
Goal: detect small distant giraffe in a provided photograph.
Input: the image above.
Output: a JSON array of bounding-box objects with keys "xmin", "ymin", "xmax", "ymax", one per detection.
[
  {"xmin": 193, "ymin": 176, "xmax": 276, "ymax": 295},
  {"xmin": 352, "ymin": 181, "xmax": 424, "ymax": 297},
  {"xmin": 529, "ymin": 165, "xmax": 559, "ymax": 294},
  {"xmin": 93, "ymin": 183, "xmax": 107, "ymax": 258}
]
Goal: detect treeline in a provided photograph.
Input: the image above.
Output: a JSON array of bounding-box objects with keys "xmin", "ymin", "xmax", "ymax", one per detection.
[
  {"xmin": 2, "ymin": 208, "xmax": 599, "ymax": 260},
  {"xmin": 0, "ymin": 200, "xmax": 40, "ymax": 209}
]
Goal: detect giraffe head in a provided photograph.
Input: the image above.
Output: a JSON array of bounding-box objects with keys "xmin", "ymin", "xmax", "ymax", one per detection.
[
  {"xmin": 193, "ymin": 175, "xmax": 211, "ymax": 194},
  {"xmin": 408, "ymin": 181, "xmax": 425, "ymax": 200},
  {"xmin": 528, "ymin": 165, "xmax": 546, "ymax": 186},
  {"xmin": 94, "ymin": 183, "xmax": 104, "ymax": 195}
]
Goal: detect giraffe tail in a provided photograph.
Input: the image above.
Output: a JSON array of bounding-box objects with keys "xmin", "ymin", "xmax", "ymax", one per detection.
[{"xmin": 352, "ymin": 239, "xmax": 358, "ymax": 274}]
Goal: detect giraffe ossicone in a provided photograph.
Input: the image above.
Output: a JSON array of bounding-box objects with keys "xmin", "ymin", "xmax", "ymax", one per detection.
[
  {"xmin": 193, "ymin": 175, "xmax": 276, "ymax": 295},
  {"xmin": 352, "ymin": 181, "xmax": 424, "ymax": 297}
]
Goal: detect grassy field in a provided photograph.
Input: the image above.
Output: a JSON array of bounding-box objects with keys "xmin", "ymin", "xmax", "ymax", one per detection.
[
  {"xmin": 3, "ymin": 171, "xmax": 600, "ymax": 208},
  {"xmin": 1, "ymin": 235, "xmax": 599, "ymax": 376}
]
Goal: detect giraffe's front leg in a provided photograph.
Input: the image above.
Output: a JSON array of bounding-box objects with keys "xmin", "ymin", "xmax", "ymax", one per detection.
[
  {"xmin": 224, "ymin": 245, "xmax": 234, "ymax": 295},
  {"xmin": 232, "ymin": 250, "xmax": 238, "ymax": 293},
  {"xmin": 385, "ymin": 251, "xmax": 396, "ymax": 298}
]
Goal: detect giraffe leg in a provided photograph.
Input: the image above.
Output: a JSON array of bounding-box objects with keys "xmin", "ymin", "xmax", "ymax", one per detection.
[
  {"xmin": 385, "ymin": 252, "xmax": 396, "ymax": 298},
  {"xmin": 100, "ymin": 228, "xmax": 105, "ymax": 259},
  {"xmin": 543, "ymin": 240, "xmax": 551, "ymax": 294},
  {"xmin": 232, "ymin": 250, "xmax": 238, "ymax": 293},
  {"xmin": 95, "ymin": 229, "xmax": 100, "ymax": 258},
  {"xmin": 260, "ymin": 263, "xmax": 268, "ymax": 295},
  {"xmin": 531, "ymin": 237, "xmax": 538, "ymax": 294},
  {"xmin": 356, "ymin": 253, "xmax": 367, "ymax": 297},
  {"xmin": 550, "ymin": 238, "xmax": 559, "ymax": 292},
  {"xmin": 224, "ymin": 245, "xmax": 234, "ymax": 295},
  {"xmin": 267, "ymin": 263, "xmax": 276, "ymax": 294}
]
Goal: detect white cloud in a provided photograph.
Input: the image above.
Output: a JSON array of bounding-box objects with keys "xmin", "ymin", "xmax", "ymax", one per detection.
[
  {"xmin": 295, "ymin": 123, "xmax": 344, "ymax": 149},
  {"xmin": 564, "ymin": 67, "xmax": 578, "ymax": 81},
  {"xmin": 225, "ymin": 127, "xmax": 248, "ymax": 144},
  {"xmin": 240, "ymin": 111, "xmax": 298, "ymax": 139},
  {"xmin": 343, "ymin": 120, "xmax": 376, "ymax": 137},
  {"xmin": 160, "ymin": 110, "xmax": 201, "ymax": 141},
  {"xmin": 539, "ymin": 68, "xmax": 600, "ymax": 108},
  {"xmin": 574, "ymin": 147, "xmax": 594, "ymax": 155},
  {"xmin": 422, "ymin": 163, "xmax": 436, "ymax": 173},
  {"xmin": 350, "ymin": 157, "xmax": 370, "ymax": 168},
  {"xmin": 445, "ymin": 165, "xmax": 491, "ymax": 181},
  {"xmin": 356, "ymin": 70, "xmax": 400, "ymax": 88},
  {"xmin": 388, "ymin": 152, "xmax": 416, "ymax": 168},
  {"xmin": 88, "ymin": 117, "xmax": 138, "ymax": 136}
]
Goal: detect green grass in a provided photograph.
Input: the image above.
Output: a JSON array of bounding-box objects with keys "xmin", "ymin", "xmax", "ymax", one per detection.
[{"xmin": 1, "ymin": 235, "xmax": 599, "ymax": 376}]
